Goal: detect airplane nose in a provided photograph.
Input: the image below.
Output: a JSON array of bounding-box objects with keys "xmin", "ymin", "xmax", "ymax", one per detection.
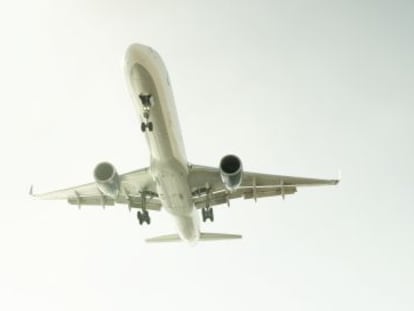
[
  {"xmin": 125, "ymin": 44, "xmax": 146, "ymax": 66},
  {"xmin": 124, "ymin": 43, "xmax": 158, "ymax": 67}
]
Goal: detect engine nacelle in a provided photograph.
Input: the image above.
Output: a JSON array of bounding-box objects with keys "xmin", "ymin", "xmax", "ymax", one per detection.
[
  {"xmin": 93, "ymin": 162, "xmax": 120, "ymax": 199},
  {"xmin": 220, "ymin": 154, "xmax": 243, "ymax": 191}
]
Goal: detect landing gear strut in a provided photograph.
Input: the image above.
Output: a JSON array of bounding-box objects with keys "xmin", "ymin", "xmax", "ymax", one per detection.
[
  {"xmin": 137, "ymin": 209, "xmax": 150, "ymax": 225},
  {"xmin": 139, "ymin": 93, "xmax": 154, "ymax": 132},
  {"xmin": 202, "ymin": 207, "xmax": 214, "ymax": 222},
  {"xmin": 134, "ymin": 190, "xmax": 155, "ymax": 225}
]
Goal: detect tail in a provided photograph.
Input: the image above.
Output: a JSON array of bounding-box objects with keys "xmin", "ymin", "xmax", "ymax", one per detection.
[{"xmin": 146, "ymin": 232, "xmax": 242, "ymax": 243}]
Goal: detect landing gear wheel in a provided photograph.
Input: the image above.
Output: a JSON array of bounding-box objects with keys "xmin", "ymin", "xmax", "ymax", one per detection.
[
  {"xmin": 209, "ymin": 208, "xmax": 214, "ymax": 222},
  {"xmin": 139, "ymin": 93, "xmax": 153, "ymax": 108},
  {"xmin": 137, "ymin": 211, "xmax": 143, "ymax": 224},
  {"xmin": 202, "ymin": 207, "xmax": 214, "ymax": 222},
  {"xmin": 137, "ymin": 210, "xmax": 150, "ymax": 225},
  {"xmin": 141, "ymin": 122, "xmax": 154, "ymax": 132}
]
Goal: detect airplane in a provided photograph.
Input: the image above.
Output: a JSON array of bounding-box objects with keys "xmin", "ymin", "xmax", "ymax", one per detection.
[{"xmin": 31, "ymin": 43, "xmax": 340, "ymax": 244}]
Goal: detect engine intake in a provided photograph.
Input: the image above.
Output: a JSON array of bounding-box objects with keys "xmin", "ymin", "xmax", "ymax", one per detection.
[
  {"xmin": 93, "ymin": 162, "xmax": 120, "ymax": 199},
  {"xmin": 220, "ymin": 154, "xmax": 243, "ymax": 191}
]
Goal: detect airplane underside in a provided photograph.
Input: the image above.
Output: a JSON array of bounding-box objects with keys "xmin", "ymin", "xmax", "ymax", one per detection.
[{"xmin": 31, "ymin": 43, "xmax": 339, "ymax": 244}]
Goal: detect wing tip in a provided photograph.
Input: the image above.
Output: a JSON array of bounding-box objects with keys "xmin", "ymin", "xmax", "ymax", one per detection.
[{"xmin": 335, "ymin": 169, "xmax": 342, "ymax": 185}]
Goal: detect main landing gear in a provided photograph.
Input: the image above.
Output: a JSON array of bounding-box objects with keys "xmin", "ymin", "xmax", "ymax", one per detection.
[
  {"xmin": 139, "ymin": 93, "xmax": 154, "ymax": 132},
  {"xmin": 130, "ymin": 190, "xmax": 154, "ymax": 226},
  {"xmin": 137, "ymin": 209, "xmax": 151, "ymax": 225},
  {"xmin": 202, "ymin": 207, "xmax": 214, "ymax": 222}
]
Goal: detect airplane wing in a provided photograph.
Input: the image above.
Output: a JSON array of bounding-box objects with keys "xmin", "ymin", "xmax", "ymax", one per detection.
[
  {"xmin": 31, "ymin": 168, "xmax": 162, "ymax": 211},
  {"xmin": 188, "ymin": 165, "xmax": 339, "ymax": 209}
]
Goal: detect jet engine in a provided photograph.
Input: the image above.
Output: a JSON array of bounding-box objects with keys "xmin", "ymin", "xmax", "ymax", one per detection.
[
  {"xmin": 93, "ymin": 162, "xmax": 120, "ymax": 199},
  {"xmin": 219, "ymin": 154, "xmax": 243, "ymax": 191}
]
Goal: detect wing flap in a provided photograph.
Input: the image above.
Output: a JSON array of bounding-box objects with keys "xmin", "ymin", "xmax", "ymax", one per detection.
[
  {"xmin": 68, "ymin": 196, "xmax": 115, "ymax": 206},
  {"xmin": 242, "ymin": 186, "xmax": 296, "ymax": 200}
]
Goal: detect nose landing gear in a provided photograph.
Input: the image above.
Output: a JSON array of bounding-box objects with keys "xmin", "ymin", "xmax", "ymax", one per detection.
[
  {"xmin": 139, "ymin": 93, "xmax": 154, "ymax": 132},
  {"xmin": 141, "ymin": 121, "xmax": 153, "ymax": 132}
]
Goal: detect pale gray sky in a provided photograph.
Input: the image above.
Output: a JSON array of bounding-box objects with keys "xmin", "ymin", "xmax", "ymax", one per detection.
[{"xmin": 0, "ymin": 0, "xmax": 413, "ymax": 310}]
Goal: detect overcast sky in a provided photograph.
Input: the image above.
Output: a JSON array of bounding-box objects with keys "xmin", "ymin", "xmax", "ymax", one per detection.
[{"xmin": 0, "ymin": 0, "xmax": 413, "ymax": 310}]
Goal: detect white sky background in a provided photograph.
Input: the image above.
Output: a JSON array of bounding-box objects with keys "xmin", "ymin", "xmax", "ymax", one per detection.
[{"xmin": 0, "ymin": 0, "xmax": 413, "ymax": 310}]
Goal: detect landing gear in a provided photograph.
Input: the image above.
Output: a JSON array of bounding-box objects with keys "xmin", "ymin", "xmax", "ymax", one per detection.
[
  {"xmin": 134, "ymin": 190, "xmax": 155, "ymax": 225},
  {"xmin": 202, "ymin": 207, "xmax": 214, "ymax": 222},
  {"xmin": 139, "ymin": 93, "xmax": 154, "ymax": 132},
  {"xmin": 137, "ymin": 209, "xmax": 151, "ymax": 225},
  {"xmin": 201, "ymin": 185, "xmax": 214, "ymax": 222},
  {"xmin": 141, "ymin": 121, "xmax": 153, "ymax": 132}
]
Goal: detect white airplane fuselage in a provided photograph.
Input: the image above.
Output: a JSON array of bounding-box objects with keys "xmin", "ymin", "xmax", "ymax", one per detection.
[{"xmin": 124, "ymin": 44, "xmax": 200, "ymax": 243}]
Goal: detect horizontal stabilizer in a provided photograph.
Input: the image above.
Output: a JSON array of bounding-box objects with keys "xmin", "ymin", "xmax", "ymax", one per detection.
[
  {"xmin": 199, "ymin": 232, "xmax": 242, "ymax": 241},
  {"xmin": 146, "ymin": 234, "xmax": 181, "ymax": 243},
  {"xmin": 145, "ymin": 232, "xmax": 242, "ymax": 243}
]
